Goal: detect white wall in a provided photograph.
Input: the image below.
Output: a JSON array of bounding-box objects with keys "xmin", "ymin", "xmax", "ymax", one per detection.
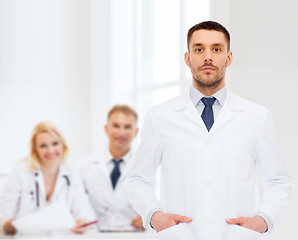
[
  {"xmin": 88, "ymin": 0, "xmax": 112, "ymax": 152},
  {"xmin": 0, "ymin": 0, "xmax": 110, "ymax": 172},
  {"xmin": 211, "ymin": 0, "xmax": 298, "ymax": 239}
]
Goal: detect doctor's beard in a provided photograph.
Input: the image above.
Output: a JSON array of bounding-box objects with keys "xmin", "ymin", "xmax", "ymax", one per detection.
[{"xmin": 192, "ymin": 64, "xmax": 226, "ymax": 90}]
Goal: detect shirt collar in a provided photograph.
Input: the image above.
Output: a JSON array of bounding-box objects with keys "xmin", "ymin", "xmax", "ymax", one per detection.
[
  {"xmin": 190, "ymin": 84, "xmax": 227, "ymax": 107},
  {"xmin": 106, "ymin": 147, "xmax": 133, "ymax": 165},
  {"xmin": 31, "ymin": 164, "xmax": 70, "ymax": 178}
]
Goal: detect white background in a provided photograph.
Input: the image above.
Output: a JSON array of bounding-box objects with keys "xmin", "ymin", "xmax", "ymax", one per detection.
[
  {"xmin": 0, "ymin": 0, "xmax": 297, "ymax": 239},
  {"xmin": 213, "ymin": 1, "xmax": 298, "ymax": 239}
]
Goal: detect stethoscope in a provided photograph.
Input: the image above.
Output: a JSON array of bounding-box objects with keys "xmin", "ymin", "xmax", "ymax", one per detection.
[{"xmin": 31, "ymin": 172, "xmax": 70, "ymax": 208}]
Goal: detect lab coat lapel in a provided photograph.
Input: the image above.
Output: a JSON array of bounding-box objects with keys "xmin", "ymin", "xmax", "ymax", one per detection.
[
  {"xmin": 95, "ymin": 148, "xmax": 114, "ymax": 193},
  {"xmin": 209, "ymin": 90, "xmax": 244, "ymax": 134},
  {"xmin": 102, "ymin": 148, "xmax": 112, "ymax": 180},
  {"xmin": 52, "ymin": 165, "xmax": 69, "ymax": 198},
  {"xmin": 185, "ymin": 100, "xmax": 207, "ymax": 130},
  {"xmin": 34, "ymin": 171, "xmax": 46, "ymax": 201},
  {"xmin": 119, "ymin": 149, "xmax": 134, "ymax": 180},
  {"xmin": 175, "ymin": 88, "xmax": 244, "ymax": 135},
  {"xmin": 174, "ymin": 91, "xmax": 207, "ymax": 131},
  {"xmin": 96, "ymin": 160, "xmax": 110, "ymax": 186}
]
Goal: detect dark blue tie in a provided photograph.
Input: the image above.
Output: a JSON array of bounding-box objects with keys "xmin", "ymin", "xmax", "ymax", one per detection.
[
  {"xmin": 201, "ymin": 97, "xmax": 216, "ymax": 131},
  {"xmin": 110, "ymin": 159, "xmax": 123, "ymax": 189}
]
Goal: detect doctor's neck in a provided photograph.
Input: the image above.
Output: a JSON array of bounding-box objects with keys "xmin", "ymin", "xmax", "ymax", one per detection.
[
  {"xmin": 192, "ymin": 78, "xmax": 225, "ymax": 97},
  {"xmin": 41, "ymin": 163, "xmax": 60, "ymax": 177},
  {"xmin": 109, "ymin": 145, "xmax": 130, "ymax": 160}
]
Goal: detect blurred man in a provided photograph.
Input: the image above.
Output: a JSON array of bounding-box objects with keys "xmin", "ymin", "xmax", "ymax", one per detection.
[{"xmin": 78, "ymin": 105, "xmax": 143, "ymax": 231}]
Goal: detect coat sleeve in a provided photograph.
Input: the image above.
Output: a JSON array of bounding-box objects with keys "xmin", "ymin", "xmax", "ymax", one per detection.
[
  {"xmin": 125, "ymin": 110, "xmax": 163, "ymax": 231},
  {"xmin": 255, "ymin": 110, "xmax": 294, "ymax": 232},
  {"xmin": 69, "ymin": 170, "xmax": 96, "ymax": 222},
  {"xmin": 0, "ymin": 167, "xmax": 22, "ymax": 233},
  {"xmin": 83, "ymin": 168, "xmax": 108, "ymax": 221}
]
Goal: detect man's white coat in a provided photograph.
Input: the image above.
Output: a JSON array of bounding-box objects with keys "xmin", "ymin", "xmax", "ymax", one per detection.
[{"xmin": 126, "ymin": 88, "xmax": 293, "ymax": 240}]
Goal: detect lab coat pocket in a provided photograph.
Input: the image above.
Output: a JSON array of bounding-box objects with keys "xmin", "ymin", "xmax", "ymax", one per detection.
[
  {"xmin": 157, "ymin": 223, "xmax": 189, "ymax": 240},
  {"xmin": 228, "ymin": 224, "xmax": 263, "ymax": 240},
  {"xmin": 222, "ymin": 140, "xmax": 253, "ymax": 180}
]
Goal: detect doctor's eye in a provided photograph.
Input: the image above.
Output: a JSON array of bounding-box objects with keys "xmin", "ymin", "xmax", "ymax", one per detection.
[
  {"xmin": 195, "ymin": 48, "xmax": 203, "ymax": 53},
  {"xmin": 213, "ymin": 48, "xmax": 222, "ymax": 52}
]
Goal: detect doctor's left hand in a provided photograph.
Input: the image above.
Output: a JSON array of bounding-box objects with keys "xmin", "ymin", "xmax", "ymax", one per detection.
[
  {"xmin": 150, "ymin": 211, "xmax": 192, "ymax": 233},
  {"xmin": 131, "ymin": 215, "xmax": 145, "ymax": 230},
  {"xmin": 225, "ymin": 216, "xmax": 268, "ymax": 234},
  {"xmin": 71, "ymin": 219, "xmax": 88, "ymax": 234},
  {"xmin": 3, "ymin": 218, "xmax": 17, "ymax": 235}
]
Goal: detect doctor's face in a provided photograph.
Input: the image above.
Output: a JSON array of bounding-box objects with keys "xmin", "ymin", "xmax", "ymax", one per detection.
[
  {"xmin": 105, "ymin": 111, "xmax": 139, "ymax": 152},
  {"xmin": 35, "ymin": 132, "xmax": 64, "ymax": 167},
  {"xmin": 185, "ymin": 30, "xmax": 233, "ymax": 94}
]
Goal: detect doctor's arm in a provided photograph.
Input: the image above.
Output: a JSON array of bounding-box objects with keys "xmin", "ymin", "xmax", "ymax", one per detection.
[
  {"xmin": 125, "ymin": 111, "xmax": 163, "ymax": 231},
  {"xmin": 0, "ymin": 168, "xmax": 22, "ymax": 235},
  {"xmin": 125, "ymin": 111, "xmax": 192, "ymax": 232},
  {"xmin": 70, "ymin": 171, "xmax": 97, "ymax": 233},
  {"xmin": 255, "ymin": 111, "xmax": 293, "ymax": 233},
  {"xmin": 227, "ymin": 111, "xmax": 293, "ymax": 234}
]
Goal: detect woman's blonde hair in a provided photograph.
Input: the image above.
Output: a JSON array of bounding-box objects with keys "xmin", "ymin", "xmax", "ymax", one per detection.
[{"xmin": 29, "ymin": 121, "xmax": 69, "ymax": 170}]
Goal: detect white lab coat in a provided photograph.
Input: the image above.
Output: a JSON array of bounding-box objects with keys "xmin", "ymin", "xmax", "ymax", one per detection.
[
  {"xmin": 0, "ymin": 161, "xmax": 95, "ymax": 233},
  {"xmin": 78, "ymin": 148, "xmax": 138, "ymax": 231},
  {"xmin": 126, "ymin": 88, "xmax": 293, "ymax": 240}
]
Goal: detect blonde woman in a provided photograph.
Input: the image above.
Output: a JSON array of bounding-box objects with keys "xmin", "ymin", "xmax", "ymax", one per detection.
[{"xmin": 0, "ymin": 121, "xmax": 95, "ymax": 235}]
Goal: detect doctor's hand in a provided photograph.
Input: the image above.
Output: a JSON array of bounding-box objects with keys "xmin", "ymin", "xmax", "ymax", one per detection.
[
  {"xmin": 225, "ymin": 216, "xmax": 268, "ymax": 234},
  {"xmin": 71, "ymin": 219, "xmax": 88, "ymax": 234},
  {"xmin": 150, "ymin": 211, "xmax": 192, "ymax": 233},
  {"xmin": 3, "ymin": 218, "xmax": 17, "ymax": 235},
  {"xmin": 131, "ymin": 215, "xmax": 145, "ymax": 230}
]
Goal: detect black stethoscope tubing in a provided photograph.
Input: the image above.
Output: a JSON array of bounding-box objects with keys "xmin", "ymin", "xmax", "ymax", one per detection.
[{"xmin": 34, "ymin": 172, "xmax": 70, "ymax": 208}]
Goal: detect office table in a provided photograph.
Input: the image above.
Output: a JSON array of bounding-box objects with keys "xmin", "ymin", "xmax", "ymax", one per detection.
[{"xmin": 0, "ymin": 230, "xmax": 157, "ymax": 240}]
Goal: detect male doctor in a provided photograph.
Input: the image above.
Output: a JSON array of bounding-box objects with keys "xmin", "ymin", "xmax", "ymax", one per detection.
[
  {"xmin": 78, "ymin": 105, "xmax": 144, "ymax": 231},
  {"xmin": 126, "ymin": 21, "xmax": 293, "ymax": 240}
]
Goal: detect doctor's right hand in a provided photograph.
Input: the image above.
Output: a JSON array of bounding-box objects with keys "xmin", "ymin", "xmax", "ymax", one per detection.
[
  {"xmin": 3, "ymin": 218, "xmax": 17, "ymax": 235},
  {"xmin": 71, "ymin": 219, "xmax": 88, "ymax": 234},
  {"xmin": 150, "ymin": 211, "xmax": 192, "ymax": 233}
]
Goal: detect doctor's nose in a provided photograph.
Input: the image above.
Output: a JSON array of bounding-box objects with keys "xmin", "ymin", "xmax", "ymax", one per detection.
[
  {"xmin": 204, "ymin": 58, "xmax": 213, "ymax": 65},
  {"xmin": 118, "ymin": 127, "xmax": 126, "ymax": 136},
  {"xmin": 204, "ymin": 50, "xmax": 213, "ymax": 63},
  {"xmin": 47, "ymin": 145, "xmax": 55, "ymax": 153}
]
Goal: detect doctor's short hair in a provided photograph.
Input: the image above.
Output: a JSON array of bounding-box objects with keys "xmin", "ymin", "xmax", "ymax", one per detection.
[
  {"xmin": 187, "ymin": 21, "xmax": 231, "ymax": 51},
  {"xmin": 107, "ymin": 104, "xmax": 138, "ymax": 123},
  {"xmin": 29, "ymin": 121, "xmax": 69, "ymax": 170}
]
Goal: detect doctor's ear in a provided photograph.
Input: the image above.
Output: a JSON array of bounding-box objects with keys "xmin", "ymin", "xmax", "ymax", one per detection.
[
  {"xmin": 104, "ymin": 125, "xmax": 109, "ymax": 135},
  {"xmin": 226, "ymin": 51, "xmax": 233, "ymax": 67},
  {"xmin": 134, "ymin": 127, "xmax": 139, "ymax": 137},
  {"xmin": 184, "ymin": 52, "xmax": 191, "ymax": 67}
]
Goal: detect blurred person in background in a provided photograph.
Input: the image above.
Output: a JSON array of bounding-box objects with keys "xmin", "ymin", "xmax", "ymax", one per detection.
[
  {"xmin": 78, "ymin": 105, "xmax": 144, "ymax": 231},
  {"xmin": 0, "ymin": 121, "xmax": 95, "ymax": 235}
]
